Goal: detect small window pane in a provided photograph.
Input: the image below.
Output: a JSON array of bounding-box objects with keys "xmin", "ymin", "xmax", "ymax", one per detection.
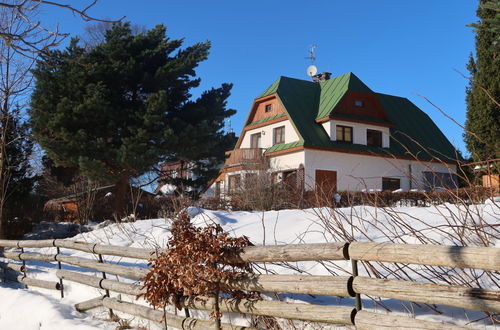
[
  {"xmin": 354, "ymin": 100, "xmax": 364, "ymax": 107},
  {"xmin": 345, "ymin": 127, "xmax": 352, "ymax": 142},
  {"xmin": 265, "ymin": 104, "xmax": 273, "ymax": 112}
]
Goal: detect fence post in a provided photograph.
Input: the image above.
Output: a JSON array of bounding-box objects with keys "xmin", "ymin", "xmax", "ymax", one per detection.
[
  {"xmin": 351, "ymin": 259, "xmax": 362, "ymax": 311},
  {"xmin": 98, "ymin": 253, "xmax": 114, "ymax": 318},
  {"xmin": 20, "ymin": 247, "xmax": 27, "ymax": 289},
  {"xmin": 56, "ymin": 247, "xmax": 64, "ymax": 298}
]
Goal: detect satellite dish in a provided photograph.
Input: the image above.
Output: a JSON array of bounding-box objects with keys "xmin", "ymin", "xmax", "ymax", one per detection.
[{"xmin": 307, "ymin": 65, "xmax": 318, "ymax": 77}]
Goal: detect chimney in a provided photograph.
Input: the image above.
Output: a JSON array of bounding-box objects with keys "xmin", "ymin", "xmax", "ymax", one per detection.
[{"xmin": 313, "ymin": 72, "xmax": 331, "ymax": 83}]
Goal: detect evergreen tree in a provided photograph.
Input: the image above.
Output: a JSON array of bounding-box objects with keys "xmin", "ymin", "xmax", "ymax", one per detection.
[
  {"xmin": 30, "ymin": 23, "xmax": 235, "ymax": 219},
  {"xmin": 464, "ymin": 0, "xmax": 500, "ymax": 162}
]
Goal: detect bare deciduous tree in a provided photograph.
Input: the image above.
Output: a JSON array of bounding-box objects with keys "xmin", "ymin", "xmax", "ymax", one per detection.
[
  {"xmin": 0, "ymin": 0, "xmax": 123, "ymax": 58},
  {"xmin": 0, "ymin": 4, "xmax": 34, "ymax": 238}
]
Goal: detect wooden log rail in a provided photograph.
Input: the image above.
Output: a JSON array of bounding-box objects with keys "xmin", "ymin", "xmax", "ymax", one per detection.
[
  {"xmin": 0, "ymin": 238, "xmax": 499, "ymax": 329},
  {"xmin": 348, "ymin": 241, "xmax": 500, "ymax": 271},
  {"xmin": 56, "ymin": 269, "xmax": 354, "ymax": 298},
  {"xmin": 102, "ymin": 297, "xmax": 257, "ymax": 330}
]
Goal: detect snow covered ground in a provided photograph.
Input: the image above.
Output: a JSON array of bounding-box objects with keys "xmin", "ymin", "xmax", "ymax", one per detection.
[{"xmin": 0, "ymin": 199, "xmax": 498, "ymax": 329}]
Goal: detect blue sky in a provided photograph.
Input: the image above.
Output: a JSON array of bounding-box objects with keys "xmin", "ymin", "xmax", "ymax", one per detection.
[{"xmin": 41, "ymin": 0, "xmax": 479, "ymax": 155}]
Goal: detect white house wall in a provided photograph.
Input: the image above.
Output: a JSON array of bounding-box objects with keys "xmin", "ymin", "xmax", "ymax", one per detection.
[
  {"xmin": 269, "ymin": 151, "xmax": 305, "ymax": 172},
  {"xmin": 303, "ymin": 149, "xmax": 456, "ymax": 191},
  {"xmin": 327, "ymin": 119, "xmax": 390, "ymax": 148},
  {"xmin": 240, "ymin": 120, "xmax": 300, "ymax": 149}
]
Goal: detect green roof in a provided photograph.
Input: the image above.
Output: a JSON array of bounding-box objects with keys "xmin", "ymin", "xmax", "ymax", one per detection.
[
  {"xmin": 255, "ymin": 73, "xmax": 458, "ymax": 162},
  {"xmin": 265, "ymin": 140, "xmax": 304, "ymax": 154}
]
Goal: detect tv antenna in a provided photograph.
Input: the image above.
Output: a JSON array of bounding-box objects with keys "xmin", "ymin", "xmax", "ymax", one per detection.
[
  {"xmin": 306, "ymin": 45, "xmax": 318, "ymax": 77},
  {"xmin": 306, "ymin": 45, "xmax": 317, "ymax": 64}
]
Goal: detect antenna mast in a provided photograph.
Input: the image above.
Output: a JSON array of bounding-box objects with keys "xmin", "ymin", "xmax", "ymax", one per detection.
[
  {"xmin": 306, "ymin": 44, "xmax": 317, "ymax": 65},
  {"xmin": 306, "ymin": 45, "xmax": 318, "ymax": 78}
]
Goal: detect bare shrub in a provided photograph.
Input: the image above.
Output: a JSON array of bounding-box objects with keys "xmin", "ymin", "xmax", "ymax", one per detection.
[
  {"xmin": 219, "ymin": 170, "xmax": 304, "ymax": 211},
  {"xmin": 308, "ymin": 179, "xmax": 499, "ymax": 323}
]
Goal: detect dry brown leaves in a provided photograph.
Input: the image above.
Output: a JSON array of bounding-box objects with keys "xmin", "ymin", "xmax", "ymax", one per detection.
[{"xmin": 139, "ymin": 211, "xmax": 257, "ymax": 310}]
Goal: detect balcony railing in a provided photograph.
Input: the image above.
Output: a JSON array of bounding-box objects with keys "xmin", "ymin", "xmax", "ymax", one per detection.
[{"xmin": 224, "ymin": 148, "xmax": 267, "ymax": 168}]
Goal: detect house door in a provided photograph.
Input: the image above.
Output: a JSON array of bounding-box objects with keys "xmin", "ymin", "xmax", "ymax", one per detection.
[{"xmin": 315, "ymin": 170, "xmax": 337, "ymax": 194}]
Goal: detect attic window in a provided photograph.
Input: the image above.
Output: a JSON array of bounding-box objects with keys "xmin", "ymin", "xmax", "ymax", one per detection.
[
  {"xmin": 367, "ymin": 129, "xmax": 382, "ymax": 147},
  {"xmin": 265, "ymin": 104, "xmax": 273, "ymax": 112},
  {"xmin": 354, "ymin": 100, "xmax": 364, "ymax": 108},
  {"xmin": 336, "ymin": 125, "xmax": 353, "ymax": 143}
]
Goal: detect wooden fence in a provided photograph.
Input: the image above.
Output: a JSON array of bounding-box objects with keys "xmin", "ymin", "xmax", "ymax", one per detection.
[{"xmin": 0, "ymin": 238, "xmax": 499, "ymax": 329}]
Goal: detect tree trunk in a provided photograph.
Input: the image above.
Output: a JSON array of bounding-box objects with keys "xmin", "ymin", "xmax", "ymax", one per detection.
[
  {"xmin": 0, "ymin": 222, "xmax": 5, "ymax": 240},
  {"xmin": 112, "ymin": 175, "xmax": 129, "ymax": 222},
  {"xmin": 214, "ymin": 284, "xmax": 221, "ymax": 330}
]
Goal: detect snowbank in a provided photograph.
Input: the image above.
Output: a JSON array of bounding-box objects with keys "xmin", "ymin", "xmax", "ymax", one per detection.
[{"xmin": 1, "ymin": 201, "xmax": 498, "ymax": 329}]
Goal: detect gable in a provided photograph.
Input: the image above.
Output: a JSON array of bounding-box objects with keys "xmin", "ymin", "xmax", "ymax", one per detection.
[
  {"xmin": 245, "ymin": 95, "xmax": 286, "ymax": 126},
  {"xmin": 317, "ymin": 72, "xmax": 373, "ymax": 120},
  {"xmin": 326, "ymin": 91, "xmax": 392, "ymax": 126}
]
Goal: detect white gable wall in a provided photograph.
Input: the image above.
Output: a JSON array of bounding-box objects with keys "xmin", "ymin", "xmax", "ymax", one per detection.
[
  {"xmin": 240, "ymin": 120, "xmax": 300, "ymax": 149},
  {"xmin": 303, "ymin": 148, "xmax": 456, "ymax": 191}
]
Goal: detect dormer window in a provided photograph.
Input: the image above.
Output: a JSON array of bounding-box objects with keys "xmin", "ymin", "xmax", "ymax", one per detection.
[
  {"xmin": 367, "ymin": 129, "xmax": 382, "ymax": 147},
  {"xmin": 354, "ymin": 100, "xmax": 364, "ymax": 108},
  {"xmin": 336, "ymin": 125, "xmax": 353, "ymax": 143},
  {"xmin": 265, "ymin": 104, "xmax": 273, "ymax": 112}
]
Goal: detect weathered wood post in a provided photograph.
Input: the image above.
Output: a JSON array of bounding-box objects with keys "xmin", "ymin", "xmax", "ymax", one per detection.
[
  {"xmin": 20, "ymin": 247, "xmax": 27, "ymax": 289},
  {"xmin": 56, "ymin": 247, "xmax": 64, "ymax": 298},
  {"xmin": 351, "ymin": 259, "xmax": 362, "ymax": 311}
]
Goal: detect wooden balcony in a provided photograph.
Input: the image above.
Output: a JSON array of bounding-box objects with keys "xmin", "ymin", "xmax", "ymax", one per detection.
[{"xmin": 224, "ymin": 148, "xmax": 267, "ymax": 168}]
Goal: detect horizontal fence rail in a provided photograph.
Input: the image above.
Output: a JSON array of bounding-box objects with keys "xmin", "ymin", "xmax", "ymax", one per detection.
[
  {"xmin": 349, "ymin": 241, "xmax": 500, "ymax": 271},
  {"xmin": 0, "ymin": 238, "xmax": 499, "ymax": 329}
]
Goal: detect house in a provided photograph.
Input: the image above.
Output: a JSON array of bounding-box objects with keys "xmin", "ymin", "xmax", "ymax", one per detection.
[
  {"xmin": 205, "ymin": 72, "xmax": 459, "ymax": 197},
  {"xmin": 44, "ymin": 184, "xmax": 155, "ymax": 222},
  {"xmin": 156, "ymin": 159, "xmax": 218, "ymax": 196},
  {"xmin": 156, "ymin": 160, "xmax": 194, "ymax": 195}
]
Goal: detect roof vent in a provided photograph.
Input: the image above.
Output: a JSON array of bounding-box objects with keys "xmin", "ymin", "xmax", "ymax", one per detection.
[{"xmin": 313, "ymin": 72, "xmax": 331, "ymax": 83}]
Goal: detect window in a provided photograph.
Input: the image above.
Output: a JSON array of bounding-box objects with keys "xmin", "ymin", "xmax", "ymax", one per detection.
[
  {"xmin": 250, "ymin": 133, "xmax": 261, "ymax": 148},
  {"xmin": 336, "ymin": 125, "xmax": 353, "ymax": 143},
  {"xmin": 215, "ymin": 181, "xmax": 221, "ymax": 197},
  {"xmin": 423, "ymin": 172, "xmax": 457, "ymax": 191},
  {"xmin": 273, "ymin": 126, "xmax": 285, "ymax": 145},
  {"xmin": 354, "ymin": 100, "xmax": 364, "ymax": 107},
  {"xmin": 382, "ymin": 178, "xmax": 400, "ymax": 191},
  {"xmin": 228, "ymin": 174, "xmax": 241, "ymax": 193},
  {"xmin": 265, "ymin": 104, "xmax": 273, "ymax": 112},
  {"xmin": 367, "ymin": 129, "xmax": 382, "ymax": 147}
]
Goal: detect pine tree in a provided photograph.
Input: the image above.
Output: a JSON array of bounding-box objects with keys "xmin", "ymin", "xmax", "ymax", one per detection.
[
  {"xmin": 464, "ymin": 0, "xmax": 500, "ymax": 162},
  {"xmin": 30, "ymin": 23, "xmax": 235, "ymax": 219}
]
